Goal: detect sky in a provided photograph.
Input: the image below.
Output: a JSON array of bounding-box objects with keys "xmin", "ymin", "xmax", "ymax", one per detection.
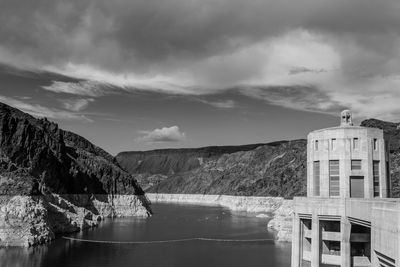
[{"xmin": 0, "ymin": 0, "xmax": 400, "ymax": 155}]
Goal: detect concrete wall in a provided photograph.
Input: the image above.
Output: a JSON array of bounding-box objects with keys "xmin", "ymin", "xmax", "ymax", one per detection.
[{"xmin": 292, "ymin": 197, "xmax": 400, "ymax": 267}]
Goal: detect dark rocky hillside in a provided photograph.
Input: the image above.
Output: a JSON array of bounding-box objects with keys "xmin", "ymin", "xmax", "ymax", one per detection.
[
  {"xmin": 361, "ymin": 119, "xmax": 400, "ymax": 152},
  {"xmin": 117, "ymin": 140, "xmax": 307, "ymax": 198},
  {"xmin": 147, "ymin": 140, "xmax": 307, "ymax": 198},
  {"xmin": 361, "ymin": 119, "xmax": 400, "ymax": 197},
  {"xmin": 116, "ymin": 142, "xmax": 284, "ymax": 175},
  {"xmin": 0, "ymin": 102, "xmax": 144, "ymax": 197}
]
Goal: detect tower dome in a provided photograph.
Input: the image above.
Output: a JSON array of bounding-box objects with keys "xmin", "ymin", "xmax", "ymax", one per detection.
[{"xmin": 340, "ymin": 109, "xmax": 353, "ymax": 126}]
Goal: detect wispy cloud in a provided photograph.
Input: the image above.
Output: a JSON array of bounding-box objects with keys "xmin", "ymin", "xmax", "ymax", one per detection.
[
  {"xmin": 289, "ymin": 66, "xmax": 328, "ymax": 75},
  {"xmin": 135, "ymin": 126, "xmax": 186, "ymax": 143},
  {"xmin": 41, "ymin": 80, "xmax": 113, "ymax": 97},
  {"xmin": 63, "ymin": 98, "xmax": 94, "ymax": 112},
  {"xmin": 239, "ymin": 86, "xmax": 347, "ymax": 115},
  {"xmin": 0, "ymin": 95, "xmax": 93, "ymax": 122},
  {"xmin": 196, "ymin": 99, "xmax": 236, "ymax": 109}
]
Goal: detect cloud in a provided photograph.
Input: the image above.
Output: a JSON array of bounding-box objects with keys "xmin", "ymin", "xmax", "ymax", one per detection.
[
  {"xmin": 1, "ymin": 0, "xmax": 400, "ymax": 119},
  {"xmin": 196, "ymin": 99, "xmax": 235, "ymax": 109},
  {"xmin": 0, "ymin": 95, "xmax": 92, "ymax": 122},
  {"xmin": 42, "ymin": 80, "xmax": 113, "ymax": 97},
  {"xmin": 135, "ymin": 126, "xmax": 186, "ymax": 143},
  {"xmin": 63, "ymin": 98, "xmax": 94, "ymax": 112},
  {"xmin": 239, "ymin": 86, "xmax": 347, "ymax": 115},
  {"xmin": 289, "ymin": 66, "xmax": 328, "ymax": 75}
]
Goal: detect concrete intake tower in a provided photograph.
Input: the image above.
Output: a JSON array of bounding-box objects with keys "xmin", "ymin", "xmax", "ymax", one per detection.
[{"xmin": 291, "ymin": 110, "xmax": 396, "ymax": 267}]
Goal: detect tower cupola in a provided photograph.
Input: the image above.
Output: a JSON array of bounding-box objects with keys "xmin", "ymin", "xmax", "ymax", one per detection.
[{"xmin": 340, "ymin": 109, "xmax": 353, "ymax": 126}]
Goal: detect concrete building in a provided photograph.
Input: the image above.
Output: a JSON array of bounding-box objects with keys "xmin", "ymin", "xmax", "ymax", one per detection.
[{"xmin": 291, "ymin": 110, "xmax": 398, "ymax": 267}]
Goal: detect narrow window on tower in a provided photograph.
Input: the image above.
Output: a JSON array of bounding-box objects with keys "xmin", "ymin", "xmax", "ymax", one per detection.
[
  {"xmin": 386, "ymin": 161, "xmax": 390, "ymax": 197},
  {"xmin": 373, "ymin": 161, "xmax": 380, "ymax": 197},
  {"xmin": 353, "ymin": 138, "xmax": 359, "ymax": 149},
  {"xmin": 315, "ymin": 140, "xmax": 319, "ymax": 151},
  {"xmin": 373, "ymin": 139, "xmax": 378, "ymax": 151},
  {"xmin": 313, "ymin": 161, "xmax": 320, "ymax": 196},
  {"xmin": 329, "ymin": 160, "xmax": 340, "ymax": 196}
]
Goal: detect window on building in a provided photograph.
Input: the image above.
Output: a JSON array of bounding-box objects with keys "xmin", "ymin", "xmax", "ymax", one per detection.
[
  {"xmin": 350, "ymin": 176, "xmax": 364, "ymax": 198},
  {"xmin": 331, "ymin": 138, "xmax": 337, "ymax": 150},
  {"xmin": 313, "ymin": 161, "xmax": 320, "ymax": 196},
  {"xmin": 329, "ymin": 160, "xmax": 340, "ymax": 196},
  {"xmin": 386, "ymin": 161, "xmax": 390, "ymax": 197},
  {"xmin": 351, "ymin": 160, "xmax": 362, "ymax": 170},
  {"xmin": 373, "ymin": 161, "xmax": 380, "ymax": 197},
  {"xmin": 353, "ymin": 138, "xmax": 359, "ymax": 149},
  {"xmin": 315, "ymin": 140, "xmax": 319, "ymax": 151},
  {"xmin": 373, "ymin": 139, "xmax": 378, "ymax": 150}
]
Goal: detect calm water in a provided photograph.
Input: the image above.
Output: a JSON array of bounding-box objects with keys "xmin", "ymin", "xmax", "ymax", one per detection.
[{"xmin": 0, "ymin": 203, "xmax": 291, "ymax": 267}]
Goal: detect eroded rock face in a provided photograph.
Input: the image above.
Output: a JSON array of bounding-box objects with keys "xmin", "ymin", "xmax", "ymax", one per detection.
[
  {"xmin": 0, "ymin": 194, "xmax": 150, "ymax": 247},
  {"xmin": 0, "ymin": 102, "xmax": 151, "ymax": 247},
  {"xmin": 267, "ymin": 200, "xmax": 294, "ymax": 242},
  {"xmin": 147, "ymin": 193, "xmax": 284, "ymax": 213},
  {"xmin": 0, "ymin": 196, "xmax": 53, "ymax": 247}
]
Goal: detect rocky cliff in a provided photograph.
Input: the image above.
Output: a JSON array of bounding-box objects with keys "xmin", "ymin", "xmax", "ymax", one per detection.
[
  {"xmin": 0, "ymin": 102, "xmax": 151, "ymax": 247},
  {"xmin": 0, "ymin": 102, "xmax": 145, "ymax": 196}
]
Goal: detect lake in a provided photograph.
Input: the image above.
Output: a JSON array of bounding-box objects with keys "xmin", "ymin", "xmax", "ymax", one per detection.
[{"xmin": 0, "ymin": 203, "xmax": 291, "ymax": 267}]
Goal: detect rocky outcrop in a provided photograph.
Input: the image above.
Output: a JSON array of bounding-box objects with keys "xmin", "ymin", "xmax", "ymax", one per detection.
[
  {"xmin": 0, "ymin": 196, "xmax": 53, "ymax": 247},
  {"xmin": 0, "ymin": 102, "xmax": 151, "ymax": 247},
  {"xmin": 0, "ymin": 194, "xmax": 150, "ymax": 247},
  {"xmin": 267, "ymin": 200, "xmax": 293, "ymax": 242}
]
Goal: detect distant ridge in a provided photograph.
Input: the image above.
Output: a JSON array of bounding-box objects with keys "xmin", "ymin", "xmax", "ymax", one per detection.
[
  {"xmin": 116, "ymin": 118, "xmax": 400, "ymax": 198},
  {"xmin": 116, "ymin": 140, "xmax": 296, "ymax": 175},
  {"xmin": 116, "ymin": 139, "xmax": 307, "ymax": 198}
]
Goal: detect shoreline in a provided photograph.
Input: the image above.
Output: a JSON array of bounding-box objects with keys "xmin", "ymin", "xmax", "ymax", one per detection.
[
  {"xmin": 147, "ymin": 193, "xmax": 294, "ymax": 242},
  {"xmin": 147, "ymin": 193, "xmax": 284, "ymax": 213}
]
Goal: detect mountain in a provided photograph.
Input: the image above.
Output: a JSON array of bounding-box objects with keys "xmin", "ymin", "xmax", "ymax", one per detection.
[
  {"xmin": 117, "ymin": 119, "xmax": 400, "ymax": 199},
  {"xmin": 117, "ymin": 140, "xmax": 307, "ymax": 198},
  {"xmin": 116, "ymin": 142, "xmax": 284, "ymax": 175},
  {"xmin": 0, "ymin": 102, "xmax": 150, "ymax": 247},
  {"xmin": 0, "ymin": 102, "xmax": 145, "ymax": 196}
]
